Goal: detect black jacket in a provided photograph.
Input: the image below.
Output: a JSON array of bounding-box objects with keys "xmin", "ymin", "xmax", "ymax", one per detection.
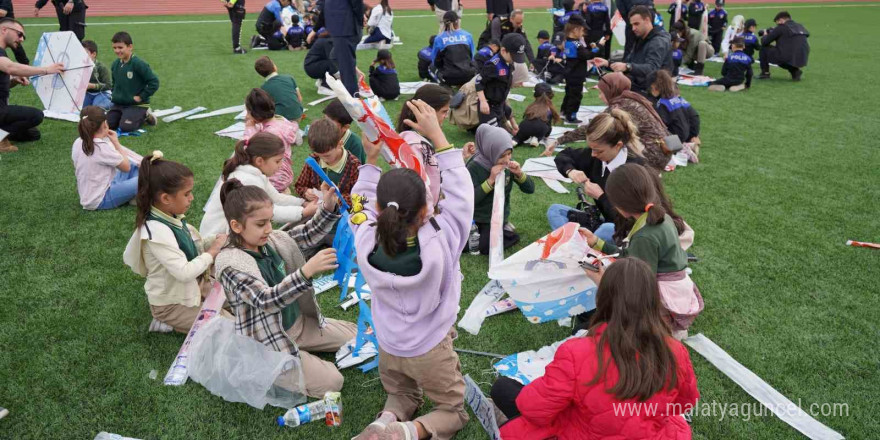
[
  {"xmin": 686, "ymin": 0, "xmax": 705, "ymax": 30},
  {"xmin": 720, "ymin": 50, "xmax": 753, "ymax": 87},
  {"xmin": 35, "ymin": 0, "xmax": 86, "ymax": 12},
  {"xmin": 324, "ymin": 0, "xmax": 364, "ymax": 37},
  {"xmin": 369, "ymin": 65, "xmax": 400, "ymax": 100},
  {"xmin": 486, "ymin": 0, "xmax": 513, "ymax": 17},
  {"xmin": 615, "ymin": 0, "xmax": 653, "ymax": 23},
  {"xmin": 761, "ymin": 20, "xmax": 810, "ymax": 68},
  {"xmin": 555, "ymin": 147, "xmax": 646, "ymax": 222},
  {"xmin": 585, "ymin": 2, "xmax": 612, "ymax": 43},
  {"xmin": 475, "ymin": 53, "xmax": 513, "ymax": 106},
  {"xmin": 653, "ymin": 96, "xmax": 700, "ymax": 142},
  {"xmin": 707, "ymin": 8, "xmax": 727, "ymax": 35},
  {"xmin": 624, "ymin": 25, "xmax": 674, "ymax": 93}
]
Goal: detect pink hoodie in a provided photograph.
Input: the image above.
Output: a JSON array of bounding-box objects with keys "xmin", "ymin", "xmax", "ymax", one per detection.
[
  {"xmin": 244, "ymin": 116, "xmax": 299, "ymax": 192},
  {"xmin": 351, "ymin": 150, "xmax": 474, "ymax": 357}
]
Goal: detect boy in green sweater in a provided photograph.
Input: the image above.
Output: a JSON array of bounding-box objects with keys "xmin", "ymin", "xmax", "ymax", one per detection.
[
  {"xmin": 108, "ymin": 31, "xmax": 160, "ymax": 132},
  {"xmin": 81, "ymin": 40, "xmax": 111, "ymax": 110},
  {"xmin": 466, "ymin": 125, "xmax": 535, "ymax": 255},
  {"xmin": 322, "ymin": 99, "xmax": 367, "ymax": 164},
  {"xmin": 254, "ymin": 56, "xmax": 304, "ymax": 122}
]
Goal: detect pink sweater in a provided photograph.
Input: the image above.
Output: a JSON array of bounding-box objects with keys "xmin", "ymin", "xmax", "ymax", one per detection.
[
  {"xmin": 244, "ymin": 116, "xmax": 299, "ymax": 192},
  {"xmin": 351, "ymin": 150, "xmax": 474, "ymax": 357}
]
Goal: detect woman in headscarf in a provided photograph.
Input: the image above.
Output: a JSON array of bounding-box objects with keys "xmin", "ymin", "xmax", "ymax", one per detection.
[
  {"xmin": 553, "ymin": 72, "xmax": 672, "ymax": 171},
  {"xmin": 466, "ymin": 124, "xmax": 535, "ymax": 255}
]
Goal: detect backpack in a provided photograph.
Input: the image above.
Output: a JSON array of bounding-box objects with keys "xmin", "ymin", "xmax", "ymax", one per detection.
[{"xmin": 448, "ymin": 77, "xmax": 480, "ymax": 130}]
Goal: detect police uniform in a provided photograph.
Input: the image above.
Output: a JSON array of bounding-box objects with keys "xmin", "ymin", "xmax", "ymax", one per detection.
[
  {"xmin": 584, "ymin": 2, "xmax": 611, "ymax": 60},
  {"xmin": 255, "ymin": 0, "xmax": 287, "ymax": 50},
  {"xmin": 553, "ymin": 9, "xmax": 581, "ymax": 35},
  {"xmin": 34, "ymin": 0, "xmax": 87, "ymax": 41},
  {"xmin": 561, "ymin": 34, "xmax": 592, "ymax": 122},
  {"xmin": 533, "ymin": 41, "xmax": 553, "ymax": 75},
  {"xmin": 667, "ymin": 1, "xmax": 687, "ymax": 30},
  {"xmin": 287, "ymin": 24, "xmax": 306, "ymax": 49},
  {"xmin": 654, "ymin": 96, "xmax": 699, "ymax": 142},
  {"xmin": 738, "ymin": 30, "xmax": 760, "ymax": 58},
  {"xmin": 671, "ymin": 47, "xmax": 683, "ymax": 75},
  {"xmin": 686, "ymin": 0, "xmax": 704, "ymax": 31},
  {"xmin": 707, "ymin": 6, "xmax": 728, "ymax": 53},
  {"xmin": 431, "ymin": 28, "xmax": 477, "ymax": 87},
  {"xmin": 417, "ymin": 46, "xmax": 436, "ymax": 81},
  {"xmin": 546, "ymin": 32, "xmax": 567, "ymax": 84},
  {"xmin": 368, "ymin": 65, "xmax": 400, "ymax": 100},
  {"xmin": 711, "ymin": 49, "xmax": 752, "ymax": 88},
  {"xmin": 473, "ymin": 45, "xmax": 497, "ymax": 68},
  {"xmin": 475, "ymin": 53, "xmax": 513, "ymax": 127}
]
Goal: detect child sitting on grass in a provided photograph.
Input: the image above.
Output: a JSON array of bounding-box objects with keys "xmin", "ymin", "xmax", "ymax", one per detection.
[
  {"xmin": 323, "ymin": 99, "xmax": 367, "ymax": 163},
  {"xmin": 123, "ymin": 151, "xmax": 231, "ymax": 333},
  {"xmin": 200, "ymin": 133, "xmax": 314, "ymax": 237},
  {"xmin": 581, "ymin": 163, "xmax": 703, "ymax": 340},
  {"xmin": 513, "ymin": 83, "xmax": 561, "ymax": 147},
  {"xmin": 648, "ymin": 70, "xmax": 701, "ymax": 147},
  {"xmin": 108, "ymin": 31, "xmax": 160, "ymax": 133},
  {"xmin": 352, "ymin": 99, "xmax": 473, "ymax": 440},
  {"xmin": 491, "ymin": 257, "xmax": 699, "ymax": 439},
  {"xmin": 473, "ymin": 38, "xmax": 500, "ymax": 67},
  {"xmin": 709, "ymin": 37, "xmax": 753, "ymax": 92},
  {"xmin": 214, "ymin": 179, "xmax": 357, "ymax": 399},
  {"xmin": 418, "ymin": 35, "xmax": 437, "ymax": 82},
  {"xmin": 71, "ymin": 106, "xmax": 139, "ymax": 210},
  {"xmin": 294, "ymin": 118, "xmax": 361, "ymax": 208},
  {"xmin": 243, "ymin": 88, "xmax": 300, "ymax": 193},
  {"xmin": 255, "ymin": 56, "xmax": 305, "ymax": 122},
  {"xmin": 467, "ymin": 124, "xmax": 535, "ymax": 254},
  {"xmin": 369, "ymin": 49, "xmax": 401, "ymax": 101},
  {"xmin": 82, "ymin": 40, "xmax": 112, "ymax": 110}
]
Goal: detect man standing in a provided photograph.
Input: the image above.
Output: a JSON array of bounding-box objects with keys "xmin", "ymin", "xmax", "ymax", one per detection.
[
  {"xmin": 486, "ymin": 0, "xmax": 512, "ymax": 21},
  {"xmin": 428, "ymin": 0, "xmax": 461, "ymax": 34},
  {"xmin": 615, "ymin": 0, "xmax": 653, "ymax": 58},
  {"xmin": 34, "ymin": 0, "xmax": 87, "ymax": 42},
  {"xmin": 758, "ymin": 11, "xmax": 809, "ymax": 81},
  {"xmin": 593, "ymin": 6, "xmax": 672, "ymax": 94},
  {"xmin": 325, "ymin": 0, "xmax": 363, "ymax": 95},
  {"xmin": 0, "ymin": 18, "xmax": 64, "ymax": 152},
  {"xmin": 0, "ymin": 0, "xmax": 29, "ymax": 64}
]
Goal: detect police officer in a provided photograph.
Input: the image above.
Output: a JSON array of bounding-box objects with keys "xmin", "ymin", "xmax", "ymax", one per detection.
[
  {"xmin": 432, "ymin": 11, "xmax": 476, "ymax": 87},
  {"xmin": 616, "ymin": 0, "xmax": 654, "ymax": 58},
  {"xmin": 584, "ymin": 0, "xmax": 612, "ymax": 60},
  {"xmin": 706, "ymin": 0, "xmax": 727, "ymax": 53},
  {"xmin": 476, "ymin": 33, "xmax": 525, "ymax": 129},
  {"xmin": 758, "ymin": 11, "xmax": 809, "ymax": 81},
  {"xmin": 253, "ymin": 0, "xmax": 292, "ymax": 50},
  {"xmin": 34, "ymin": 0, "xmax": 87, "ymax": 41}
]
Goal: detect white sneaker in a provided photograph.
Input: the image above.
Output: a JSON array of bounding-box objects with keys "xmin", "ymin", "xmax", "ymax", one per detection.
[
  {"xmin": 0, "ymin": 407, "xmax": 8, "ymax": 420},
  {"xmin": 148, "ymin": 318, "xmax": 174, "ymax": 333},
  {"xmin": 526, "ymin": 136, "xmax": 540, "ymax": 148},
  {"xmin": 729, "ymin": 84, "xmax": 746, "ymax": 92}
]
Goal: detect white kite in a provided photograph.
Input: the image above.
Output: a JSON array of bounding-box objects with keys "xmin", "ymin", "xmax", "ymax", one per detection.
[{"xmin": 31, "ymin": 31, "xmax": 94, "ymax": 115}]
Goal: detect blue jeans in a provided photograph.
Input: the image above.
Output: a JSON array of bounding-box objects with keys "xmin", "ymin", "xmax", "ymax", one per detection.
[
  {"xmin": 546, "ymin": 204, "xmax": 615, "ymax": 243},
  {"xmin": 97, "ymin": 163, "xmax": 139, "ymax": 210},
  {"xmin": 83, "ymin": 91, "xmax": 112, "ymax": 111},
  {"xmin": 362, "ymin": 27, "xmax": 390, "ymax": 44}
]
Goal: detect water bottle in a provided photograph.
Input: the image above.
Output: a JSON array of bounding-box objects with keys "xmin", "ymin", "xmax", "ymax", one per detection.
[
  {"xmin": 278, "ymin": 400, "xmax": 326, "ymax": 427},
  {"xmin": 468, "ymin": 221, "xmax": 480, "ymax": 255}
]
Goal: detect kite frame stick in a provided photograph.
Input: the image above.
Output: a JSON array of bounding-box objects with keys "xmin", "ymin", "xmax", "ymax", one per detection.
[{"xmin": 455, "ymin": 348, "xmax": 508, "ymax": 359}]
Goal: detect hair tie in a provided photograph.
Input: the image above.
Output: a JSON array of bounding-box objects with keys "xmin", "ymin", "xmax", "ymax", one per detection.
[
  {"xmin": 81, "ymin": 115, "xmax": 88, "ymax": 120},
  {"xmin": 243, "ymin": 138, "xmax": 249, "ymax": 148},
  {"xmin": 386, "ymin": 202, "xmax": 399, "ymax": 210},
  {"xmin": 644, "ymin": 203, "xmax": 654, "ymax": 212},
  {"xmin": 150, "ymin": 150, "xmax": 164, "ymax": 163}
]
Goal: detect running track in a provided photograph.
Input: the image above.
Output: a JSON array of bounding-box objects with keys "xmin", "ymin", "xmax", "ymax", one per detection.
[{"xmin": 13, "ymin": 0, "xmax": 874, "ymax": 17}]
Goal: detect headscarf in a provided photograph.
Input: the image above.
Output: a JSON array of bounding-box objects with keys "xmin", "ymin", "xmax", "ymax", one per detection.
[
  {"xmin": 472, "ymin": 124, "xmax": 513, "ymax": 170},
  {"xmin": 598, "ymin": 72, "xmax": 666, "ymax": 127}
]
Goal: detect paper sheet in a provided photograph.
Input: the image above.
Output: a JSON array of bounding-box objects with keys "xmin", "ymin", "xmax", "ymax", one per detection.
[
  {"xmin": 507, "ymin": 93, "xmax": 526, "ymax": 102},
  {"xmin": 458, "ymin": 280, "xmax": 507, "ymax": 336},
  {"xmin": 494, "ymin": 330, "xmax": 589, "ymax": 384},
  {"xmin": 685, "ymin": 334, "xmax": 845, "ymax": 440},
  {"xmin": 464, "ymin": 375, "xmax": 503, "ymax": 440},
  {"xmin": 677, "ymin": 75, "xmax": 715, "ymax": 87},
  {"xmin": 186, "ymin": 105, "xmax": 245, "ymax": 120},
  {"xmin": 541, "ymin": 177, "xmax": 569, "ymax": 193},
  {"xmin": 152, "ymin": 106, "xmax": 182, "ymax": 118},
  {"xmin": 43, "ymin": 110, "xmax": 79, "ymax": 122},
  {"xmin": 214, "ymin": 122, "xmax": 246, "ymax": 141},
  {"xmin": 488, "ymin": 172, "xmax": 506, "ymax": 270},
  {"xmin": 308, "ymin": 95, "xmax": 335, "ymax": 106},
  {"xmin": 163, "ymin": 106, "xmax": 206, "ymax": 122},
  {"xmin": 399, "ymin": 81, "xmax": 430, "ymax": 95}
]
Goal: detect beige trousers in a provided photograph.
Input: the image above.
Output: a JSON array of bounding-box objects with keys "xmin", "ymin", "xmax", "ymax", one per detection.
[
  {"xmin": 149, "ymin": 303, "xmax": 233, "ymax": 334},
  {"xmin": 434, "ymin": 0, "xmax": 460, "ymax": 34},
  {"xmin": 275, "ymin": 315, "xmax": 358, "ymax": 398},
  {"xmin": 695, "ymin": 41, "xmax": 715, "ymax": 64},
  {"xmin": 378, "ymin": 328, "xmax": 469, "ymax": 440}
]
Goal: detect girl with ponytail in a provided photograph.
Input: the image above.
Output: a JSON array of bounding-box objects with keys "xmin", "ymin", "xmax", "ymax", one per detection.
[
  {"xmin": 513, "ymin": 83, "xmax": 561, "ymax": 147},
  {"xmin": 581, "ymin": 163, "xmax": 703, "ymax": 339},
  {"xmin": 243, "ymin": 88, "xmax": 300, "ymax": 193},
  {"xmin": 396, "ymin": 83, "xmax": 453, "ymax": 208},
  {"xmin": 351, "ymin": 99, "xmax": 474, "ymax": 440},
  {"xmin": 71, "ymin": 105, "xmax": 140, "ymax": 210},
  {"xmin": 123, "ymin": 150, "xmax": 232, "ymax": 334},
  {"xmin": 199, "ymin": 131, "xmax": 315, "ymax": 238},
  {"xmin": 212, "ymin": 177, "xmax": 357, "ymax": 400}
]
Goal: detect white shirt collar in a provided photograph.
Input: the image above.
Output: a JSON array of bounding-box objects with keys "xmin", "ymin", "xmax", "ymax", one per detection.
[
  {"xmin": 603, "ymin": 147, "xmax": 628, "ymax": 177},
  {"xmin": 265, "ymin": 72, "xmax": 279, "ymax": 80}
]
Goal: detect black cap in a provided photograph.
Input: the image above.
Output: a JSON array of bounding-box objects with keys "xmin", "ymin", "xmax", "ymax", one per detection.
[
  {"xmin": 744, "ymin": 18, "xmax": 756, "ymax": 28},
  {"xmin": 442, "ymin": 10, "xmax": 459, "ymax": 22},
  {"xmin": 501, "ymin": 33, "xmax": 527, "ymax": 63},
  {"xmin": 552, "ymin": 31, "xmax": 565, "ymax": 45},
  {"xmin": 537, "ymin": 29, "xmax": 550, "ymax": 40},
  {"xmin": 568, "ymin": 13, "xmax": 586, "ymax": 27},
  {"xmin": 715, "ymin": 0, "xmax": 724, "ymax": 5},
  {"xmin": 534, "ymin": 82, "xmax": 553, "ymax": 98},
  {"xmin": 374, "ymin": 49, "xmax": 392, "ymax": 62}
]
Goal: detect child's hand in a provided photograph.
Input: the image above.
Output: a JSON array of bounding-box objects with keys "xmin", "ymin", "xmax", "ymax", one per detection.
[
  {"xmin": 488, "ymin": 164, "xmax": 506, "ymax": 183},
  {"xmin": 304, "ymin": 190, "xmax": 319, "ymax": 202},
  {"xmin": 592, "ymin": 58, "xmax": 609, "ymax": 68},
  {"xmin": 302, "ymin": 200, "xmax": 319, "ymax": 218},
  {"xmin": 207, "ymin": 233, "xmax": 228, "ymax": 258},
  {"xmin": 462, "ymin": 142, "xmax": 476, "ymax": 161},
  {"xmin": 540, "ymin": 139, "xmax": 557, "ymax": 157},
  {"xmin": 583, "ymin": 262, "xmax": 605, "ymax": 285},
  {"xmin": 320, "ymin": 182, "xmax": 339, "ymax": 211},
  {"xmin": 301, "ymin": 248, "xmax": 338, "ymax": 278},
  {"xmin": 479, "ymin": 100, "xmax": 490, "ymax": 115},
  {"xmin": 106, "ymin": 129, "xmax": 119, "ymax": 143},
  {"xmin": 402, "ymin": 99, "xmax": 446, "ymax": 146},
  {"xmin": 507, "ymin": 160, "xmax": 523, "ymax": 177},
  {"xmin": 579, "ymin": 227, "xmax": 599, "ymax": 247},
  {"xmin": 362, "ymin": 134, "xmax": 382, "ymax": 166}
]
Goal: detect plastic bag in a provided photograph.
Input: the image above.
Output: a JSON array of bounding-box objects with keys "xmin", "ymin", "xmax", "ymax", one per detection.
[{"xmin": 187, "ymin": 317, "xmax": 306, "ymax": 410}]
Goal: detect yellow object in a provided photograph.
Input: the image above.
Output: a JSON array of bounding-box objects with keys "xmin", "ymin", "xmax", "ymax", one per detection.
[{"xmin": 350, "ymin": 212, "xmax": 368, "ymax": 225}]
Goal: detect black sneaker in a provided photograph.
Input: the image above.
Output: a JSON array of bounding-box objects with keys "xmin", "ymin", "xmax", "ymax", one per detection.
[
  {"xmin": 233, "ymin": 47, "xmax": 247, "ymax": 55},
  {"xmin": 564, "ymin": 116, "xmax": 582, "ymax": 125},
  {"xmin": 249, "ymin": 35, "xmax": 262, "ymax": 49},
  {"xmin": 791, "ymin": 68, "xmax": 802, "ymax": 82},
  {"xmin": 758, "ymin": 72, "xmax": 771, "ymax": 80},
  {"xmin": 8, "ymin": 128, "xmax": 40, "ymax": 142}
]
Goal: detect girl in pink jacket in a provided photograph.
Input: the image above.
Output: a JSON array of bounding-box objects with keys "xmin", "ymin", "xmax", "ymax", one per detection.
[{"xmin": 243, "ymin": 88, "xmax": 300, "ymax": 193}]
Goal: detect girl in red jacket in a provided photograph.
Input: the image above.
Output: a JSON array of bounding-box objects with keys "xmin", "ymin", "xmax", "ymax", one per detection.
[{"xmin": 490, "ymin": 257, "xmax": 700, "ymax": 440}]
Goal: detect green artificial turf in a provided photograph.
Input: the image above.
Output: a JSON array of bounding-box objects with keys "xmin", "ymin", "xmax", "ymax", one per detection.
[{"xmin": 1, "ymin": 4, "xmax": 878, "ymax": 439}]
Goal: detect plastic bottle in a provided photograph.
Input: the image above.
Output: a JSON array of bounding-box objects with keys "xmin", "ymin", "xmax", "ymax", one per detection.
[
  {"xmin": 468, "ymin": 221, "xmax": 480, "ymax": 256},
  {"xmin": 278, "ymin": 400, "xmax": 326, "ymax": 427}
]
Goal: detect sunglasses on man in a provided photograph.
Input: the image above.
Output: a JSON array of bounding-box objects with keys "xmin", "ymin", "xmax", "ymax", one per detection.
[{"xmin": 1, "ymin": 27, "xmax": 25, "ymax": 41}]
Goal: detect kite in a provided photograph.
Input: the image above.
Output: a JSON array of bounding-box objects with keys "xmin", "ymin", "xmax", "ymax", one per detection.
[
  {"xmin": 163, "ymin": 282, "xmax": 227, "ymax": 386},
  {"xmin": 31, "ymin": 31, "xmax": 94, "ymax": 115},
  {"xmin": 493, "ymin": 330, "xmax": 588, "ymax": 385}
]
